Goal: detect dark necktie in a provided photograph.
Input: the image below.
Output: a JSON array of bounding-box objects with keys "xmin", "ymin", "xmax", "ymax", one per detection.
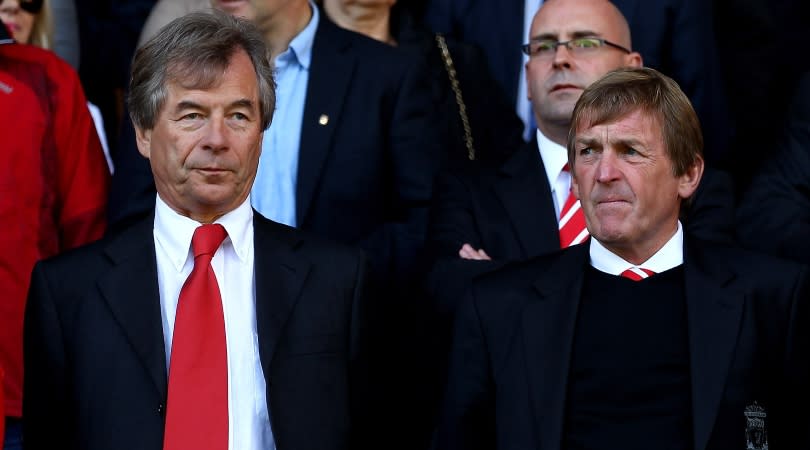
[{"xmin": 164, "ymin": 224, "xmax": 229, "ymax": 450}]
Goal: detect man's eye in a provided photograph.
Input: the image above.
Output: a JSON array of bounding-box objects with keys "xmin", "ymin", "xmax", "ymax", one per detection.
[
  {"xmin": 181, "ymin": 113, "xmax": 202, "ymax": 121},
  {"xmin": 579, "ymin": 147, "xmax": 593, "ymax": 155},
  {"xmin": 535, "ymin": 41, "xmax": 556, "ymax": 53},
  {"xmin": 572, "ymin": 38, "xmax": 602, "ymax": 49},
  {"xmin": 231, "ymin": 112, "xmax": 248, "ymax": 120},
  {"xmin": 625, "ymin": 147, "xmax": 639, "ymax": 156}
]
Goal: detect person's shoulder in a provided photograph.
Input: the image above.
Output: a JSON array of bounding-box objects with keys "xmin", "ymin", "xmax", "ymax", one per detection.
[
  {"xmin": 315, "ymin": 13, "xmax": 420, "ymax": 73},
  {"xmin": 38, "ymin": 216, "xmax": 152, "ymax": 275},
  {"xmin": 687, "ymin": 237, "xmax": 809, "ymax": 285},
  {"xmin": 2, "ymin": 42, "xmax": 74, "ymax": 74},
  {"xmin": 253, "ymin": 214, "xmax": 366, "ymax": 266}
]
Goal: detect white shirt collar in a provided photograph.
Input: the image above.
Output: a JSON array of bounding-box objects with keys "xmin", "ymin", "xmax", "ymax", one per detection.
[
  {"xmin": 154, "ymin": 195, "xmax": 254, "ymax": 271},
  {"xmin": 589, "ymin": 221, "xmax": 684, "ymax": 275},
  {"xmin": 536, "ymin": 128, "xmax": 569, "ymax": 185}
]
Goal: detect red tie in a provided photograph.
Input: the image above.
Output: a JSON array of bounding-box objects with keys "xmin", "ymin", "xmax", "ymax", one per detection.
[
  {"xmin": 164, "ymin": 224, "xmax": 229, "ymax": 450},
  {"xmin": 558, "ymin": 165, "xmax": 589, "ymax": 248},
  {"xmin": 620, "ymin": 267, "xmax": 656, "ymax": 281}
]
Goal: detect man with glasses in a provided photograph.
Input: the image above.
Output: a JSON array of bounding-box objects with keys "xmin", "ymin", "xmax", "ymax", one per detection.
[{"xmin": 426, "ymin": 0, "xmax": 733, "ymax": 310}]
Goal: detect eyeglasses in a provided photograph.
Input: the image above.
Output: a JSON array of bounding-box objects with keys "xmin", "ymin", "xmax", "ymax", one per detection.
[{"xmin": 521, "ymin": 37, "xmax": 631, "ymax": 58}]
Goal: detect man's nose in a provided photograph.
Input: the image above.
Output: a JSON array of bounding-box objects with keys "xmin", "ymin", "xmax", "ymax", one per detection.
[
  {"xmin": 595, "ymin": 151, "xmax": 622, "ymax": 183},
  {"xmin": 552, "ymin": 43, "xmax": 573, "ymax": 69},
  {"xmin": 201, "ymin": 119, "xmax": 228, "ymax": 151}
]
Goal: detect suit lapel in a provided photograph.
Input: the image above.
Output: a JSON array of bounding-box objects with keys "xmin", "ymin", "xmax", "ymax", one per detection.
[
  {"xmin": 522, "ymin": 245, "xmax": 589, "ymax": 450},
  {"xmin": 494, "ymin": 142, "xmax": 560, "ymax": 258},
  {"xmin": 97, "ymin": 215, "xmax": 167, "ymax": 399},
  {"xmin": 684, "ymin": 240, "xmax": 742, "ymax": 450},
  {"xmin": 296, "ymin": 17, "xmax": 356, "ymax": 226},
  {"xmin": 253, "ymin": 214, "xmax": 310, "ymax": 377}
]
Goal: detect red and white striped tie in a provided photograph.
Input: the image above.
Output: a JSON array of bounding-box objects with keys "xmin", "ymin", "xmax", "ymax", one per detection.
[
  {"xmin": 620, "ymin": 267, "xmax": 656, "ymax": 281},
  {"xmin": 558, "ymin": 165, "xmax": 589, "ymax": 248}
]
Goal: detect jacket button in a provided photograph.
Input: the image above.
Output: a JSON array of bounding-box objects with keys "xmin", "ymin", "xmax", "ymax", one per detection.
[{"xmin": 158, "ymin": 403, "xmax": 164, "ymax": 415}]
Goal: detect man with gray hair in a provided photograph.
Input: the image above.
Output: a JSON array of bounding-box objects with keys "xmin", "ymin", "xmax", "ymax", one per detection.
[
  {"xmin": 436, "ymin": 67, "xmax": 810, "ymax": 450},
  {"xmin": 24, "ymin": 11, "xmax": 370, "ymax": 450}
]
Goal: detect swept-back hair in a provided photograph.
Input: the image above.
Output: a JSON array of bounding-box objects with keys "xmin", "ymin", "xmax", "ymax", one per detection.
[{"xmin": 128, "ymin": 10, "xmax": 276, "ymax": 131}]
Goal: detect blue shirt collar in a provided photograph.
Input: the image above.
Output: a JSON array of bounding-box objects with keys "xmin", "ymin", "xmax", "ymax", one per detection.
[{"xmin": 278, "ymin": 0, "xmax": 319, "ymax": 70}]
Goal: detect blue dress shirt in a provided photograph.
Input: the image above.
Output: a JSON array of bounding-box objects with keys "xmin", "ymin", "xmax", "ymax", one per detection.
[{"xmin": 251, "ymin": 3, "xmax": 319, "ymax": 227}]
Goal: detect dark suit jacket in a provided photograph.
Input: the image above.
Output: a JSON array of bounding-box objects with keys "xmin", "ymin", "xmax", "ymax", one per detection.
[
  {"xmin": 23, "ymin": 213, "xmax": 370, "ymax": 450},
  {"xmin": 736, "ymin": 71, "xmax": 810, "ymax": 264},
  {"xmin": 423, "ymin": 0, "xmax": 732, "ymax": 165},
  {"xmin": 108, "ymin": 13, "xmax": 442, "ymax": 281},
  {"xmin": 436, "ymin": 239, "xmax": 810, "ymax": 450},
  {"xmin": 426, "ymin": 140, "xmax": 736, "ymax": 318}
]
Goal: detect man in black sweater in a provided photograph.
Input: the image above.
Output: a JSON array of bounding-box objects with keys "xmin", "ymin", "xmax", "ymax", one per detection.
[{"xmin": 435, "ymin": 67, "xmax": 810, "ymax": 450}]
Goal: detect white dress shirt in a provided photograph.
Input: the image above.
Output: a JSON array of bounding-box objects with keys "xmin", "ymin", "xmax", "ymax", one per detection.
[
  {"xmin": 589, "ymin": 221, "xmax": 685, "ymax": 275},
  {"xmin": 536, "ymin": 128, "xmax": 570, "ymax": 219},
  {"xmin": 153, "ymin": 195, "xmax": 275, "ymax": 450}
]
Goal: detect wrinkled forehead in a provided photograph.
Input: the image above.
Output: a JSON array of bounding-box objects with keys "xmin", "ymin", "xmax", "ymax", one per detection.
[{"xmin": 574, "ymin": 104, "xmax": 661, "ymax": 136}]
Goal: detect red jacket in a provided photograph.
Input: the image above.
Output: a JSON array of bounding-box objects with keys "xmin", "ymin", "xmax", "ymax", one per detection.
[{"xmin": 0, "ymin": 36, "xmax": 109, "ymax": 418}]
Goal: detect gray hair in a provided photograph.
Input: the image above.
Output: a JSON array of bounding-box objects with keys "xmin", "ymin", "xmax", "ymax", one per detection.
[{"xmin": 128, "ymin": 10, "xmax": 275, "ymax": 131}]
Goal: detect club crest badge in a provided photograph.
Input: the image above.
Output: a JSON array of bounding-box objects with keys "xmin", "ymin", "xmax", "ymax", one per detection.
[{"xmin": 744, "ymin": 401, "xmax": 768, "ymax": 450}]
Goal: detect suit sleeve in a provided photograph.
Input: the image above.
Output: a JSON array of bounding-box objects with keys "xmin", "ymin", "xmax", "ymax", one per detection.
[
  {"xmin": 23, "ymin": 263, "xmax": 73, "ymax": 450},
  {"xmin": 428, "ymin": 168, "xmax": 485, "ymax": 258},
  {"xmin": 426, "ymin": 167, "xmax": 501, "ymax": 322},
  {"xmin": 769, "ymin": 265, "xmax": 810, "ymax": 448},
  {"xmin": 736, "ymin": 73, "xmax": 810, "ymax": 264},
  {"xmin": 348, "ymin": 250, "xmax": 373, "ymax": 449},
  {"xmin": 50, "ymin": 57, "xmax": 109, "ymax": 249},
  {"xmin": 434, "ymin": 289, "xmax": 495, "ymax": 450}
]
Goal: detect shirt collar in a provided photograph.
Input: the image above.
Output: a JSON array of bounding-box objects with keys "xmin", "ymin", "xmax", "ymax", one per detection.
[
  {"xmin": 589, "ymin": 221, "xmax": 684, "ymax": 275},
  {"xmin": 536, "ymin": 128, "xmax": 569, "ymax": 185},
  {"xmin": 154, "ymin": 195, "xmax": 254, "ymax": 271},
  {"xmin": 277, "ymin": 0, "xmax": 319, "ymax": 70}
]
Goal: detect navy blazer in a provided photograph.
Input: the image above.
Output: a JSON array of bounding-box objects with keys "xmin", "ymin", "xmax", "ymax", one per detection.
[
  {"xmin": 108, "ymin": 13, "xmax": 442, "ymax": 280},
  {"xmin": 23, "ymin": 212, "xmax": 371, "ymax": 450},
  {"xmin": 436, "ymin": 239, "xmax": 810, "ymax": 450},
  {"xmin": 423, "ymin": 0, "xmax": 732, "ymax": 165}
]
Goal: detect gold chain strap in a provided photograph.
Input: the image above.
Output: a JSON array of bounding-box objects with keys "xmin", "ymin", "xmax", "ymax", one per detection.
[{"xmin": 435, "ymin": 33, "xmax": 475, "ymax": 161}]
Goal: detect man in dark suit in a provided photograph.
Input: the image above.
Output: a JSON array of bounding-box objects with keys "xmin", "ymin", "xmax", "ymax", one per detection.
[
  {"xmin": 424, "ymin": 0, "xmax": 731, "ymax": 166},
  {"xmin": 426, "ymin": 0, "xmax": 735, "ymax": 316},
  {"xmin": 109, "ymin": 0, "xmax": 441, "ymax": 283},
  {"xmin": 435, "ymin": 67, "xmax": 810, "ymax": 450},
  {"xmin": 24, "ymin": 12, "xmax": 370, "ymax": 450}
]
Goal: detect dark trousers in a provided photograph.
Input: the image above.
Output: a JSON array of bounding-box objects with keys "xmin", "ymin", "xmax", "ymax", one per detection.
[{"xmin": 3, "ymin": 418, "xmax": 21, "ymax": 450}]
